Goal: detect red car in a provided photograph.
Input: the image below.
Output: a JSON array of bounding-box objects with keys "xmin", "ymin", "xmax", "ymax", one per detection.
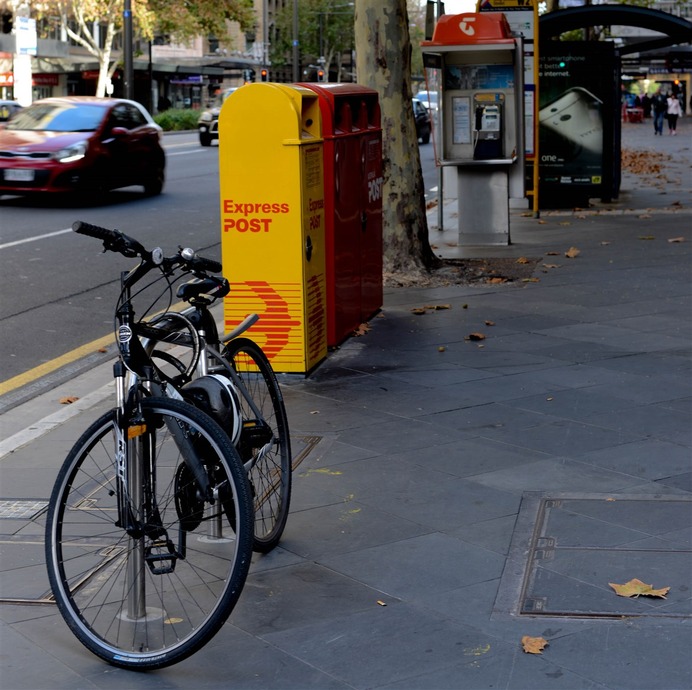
[{"xmin": 0, "ymin": 97, "xmax": 165, "ymax": 196}]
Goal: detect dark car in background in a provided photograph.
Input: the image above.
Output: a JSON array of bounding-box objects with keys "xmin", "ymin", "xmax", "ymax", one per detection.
[
  {"xmin": 0, "ymin": 97, "xmax": 165, "ymax": 197},
  {"xmin": 412, "ymin": 97, "xmax": 431, "ymax": 144},
  {"xmin": 198, "ymin": 87, "xmax": 238, "ymax": 146}
]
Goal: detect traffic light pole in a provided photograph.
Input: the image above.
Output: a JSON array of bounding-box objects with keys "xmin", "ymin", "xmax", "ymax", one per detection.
[{"xmin": 123, "ymin": 0, "xmax": 133, "ymax": 99}]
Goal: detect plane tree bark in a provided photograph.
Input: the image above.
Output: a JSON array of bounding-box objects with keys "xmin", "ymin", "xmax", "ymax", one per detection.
[{"xmin": 354, "ymin": 0, "xmax": 439, "ymax": 275}]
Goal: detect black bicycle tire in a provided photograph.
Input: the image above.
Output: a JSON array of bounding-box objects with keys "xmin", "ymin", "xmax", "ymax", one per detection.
[
  {"xmin": 45, "ymin": 397, "xmax": 254, "ymax": 670},
  {"xmin": 221, "ymin": 337, "xmax": 292, "ymax": 553}
]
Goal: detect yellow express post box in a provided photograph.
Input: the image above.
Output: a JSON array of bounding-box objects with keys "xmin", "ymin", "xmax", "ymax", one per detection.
[{"xmin": 218, "ymin": 83, "xmax": 327, "ymax": 374}]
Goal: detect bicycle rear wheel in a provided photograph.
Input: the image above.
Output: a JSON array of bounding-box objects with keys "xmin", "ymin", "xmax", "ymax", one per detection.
[
  {"xmin": 219, "ymin": 338, "xmax": 292, "ymax": 553},
  {"xmin": 45, "ymin": 397, "xmax": 253, "ymax": 670}
]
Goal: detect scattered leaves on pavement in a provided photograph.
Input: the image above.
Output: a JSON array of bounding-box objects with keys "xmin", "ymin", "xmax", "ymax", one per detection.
[
  {"xmin": 466, "ymin": 332, "xmax": 486, "ymax": 341},
  {"xmin": 609, "ymin": 578, "xmax": 670, "ymax": 599},
  {"xmin": 565, "ymin": 246, "xmax": 581, "ymax": 258},
  {"xmin": 522, "ymin": 636, "xmax": 549, "ymax": 654},
  {"xmin": 411, "ymin": 304, "xmax": 451, "ymax": 315}
]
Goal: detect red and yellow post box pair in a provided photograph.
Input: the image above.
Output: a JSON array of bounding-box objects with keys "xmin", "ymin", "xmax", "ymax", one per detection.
[{"xmin": 218, "ymin": 83, "xmax": 382, "ymax": 374}]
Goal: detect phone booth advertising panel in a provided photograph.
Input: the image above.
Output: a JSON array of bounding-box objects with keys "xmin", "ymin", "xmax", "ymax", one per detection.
[
  {"xmin": 422, "ymin": 13, "xmax": 524, "ymax": 246},
  {"xmin": 218, "ymin": 84, "xmax": 327, "ymax": 374}
]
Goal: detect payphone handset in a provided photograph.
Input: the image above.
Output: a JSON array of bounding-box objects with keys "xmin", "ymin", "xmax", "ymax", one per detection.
[{"xmin": 472, "ymin": 93, "xmax": 504, "ymax": 160}]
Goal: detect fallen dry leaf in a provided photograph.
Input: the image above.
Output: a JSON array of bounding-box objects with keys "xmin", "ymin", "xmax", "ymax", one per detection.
[
  {"xmin": 638, "ymin": 215, "xmax": 652, "ymax": 220},
  {"xmin": 600, "ymin": 241, "xmax": 611, "ymax": 246},
  {"xmin": 668, "ymin": 237, "xmax": 685, "ymax": 243},
  {"xmin": 485, "ymin": 320, "xmax": 495, "ymax": 326},
  {"xmin": 97, "ymin": 347, "xmax": 108, "ymax": 353},
  {"xmin": 546, "ymin": 251, "xmax": 561, "ymax": 256},
  {"xmin": 424, "ymin": 304, "xmax": 451, "ymax": 311},
  {"xmin": 488, "ymin": 277, "xmax": 507, "ymax": 284},
  {"xmin": 516, "ymin": 256, "xmax": 532, "ymax": 264},
  {"xmin": 638, "ymin": 235, "xmax": 656, "ymax": 240},
  {"xmin": 542, "ymin": 263, "xmax": 561, "ymax": 269},
  {"xmin": 466, "ymin": 333, "xmax": 486, "ymax": 341},
  {"xmin": 353, "ymin": 323, "xmax": 371, "ymax": 336},
  {"xmin": 438, "ymin": 346, "xmax": 446, "ymax": 352},
  {"xmin": 565, "ymin": 247, "xmax": 581, "ymax": 258},
  {"xmin": 609, "ymin": 578, "xmax": 670, "ymax": 599},
  {"xmin": 59, "ymin": 396, "xmax": 79, "ymax": 405},
  {"xmin": 522, "ymin": 277, "xmax": 540, "ymax": 283},
  {"xmin": 411, "ymin": 308, "xmax": 427, "ymax": 315},
  {"xmin": 522, "ymin": 636, "xmax": 549, "ymax": 654},
  {"xmin": 559, "ymin": 221, "xmax": 571, "ymax": 226}
]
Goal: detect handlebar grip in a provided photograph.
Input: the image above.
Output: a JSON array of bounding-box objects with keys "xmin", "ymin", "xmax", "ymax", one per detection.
[
  {"xmin": 179, "ymin": 247, "xmax": 222, "ymax": 274},
  {"xmin": 72, "ymin": 220, "xmax": 118, "ymax": 242},
  {"xmin": 73, "ymin": 220, "xmax": 145, "ymax": 258},
  {"xmin": 193, "ymin": 255, "xmax": 222, "ymax": 274}
]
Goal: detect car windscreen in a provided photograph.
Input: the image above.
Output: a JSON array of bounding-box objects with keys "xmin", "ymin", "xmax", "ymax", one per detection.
[{"xmin": 6, "ymin": 104, "xmax": 105, "ymax": 132}]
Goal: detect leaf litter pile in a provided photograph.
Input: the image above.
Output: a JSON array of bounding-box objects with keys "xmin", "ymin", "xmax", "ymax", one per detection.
[{"xmin": 384, "ymin": 256, "xmax": 541, "ymax": 288}]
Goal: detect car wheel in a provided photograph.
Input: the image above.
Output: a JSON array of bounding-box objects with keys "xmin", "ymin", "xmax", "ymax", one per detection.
[
  {"xmin": 199, "ymin": 131, "xmax": 212, "ymax": 147},
  {"xmin": 144, "ymin": 165, "xmax": 165, "ymax": 196}
]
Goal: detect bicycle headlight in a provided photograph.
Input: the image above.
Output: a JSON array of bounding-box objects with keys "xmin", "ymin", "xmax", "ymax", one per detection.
[
  {"xmin": 53, "ymin": 140, "xmax": 88, "ymax": 163},
  {"xmin": 199, "ymin": 112, "xmax": 213, "ymax": 123}
]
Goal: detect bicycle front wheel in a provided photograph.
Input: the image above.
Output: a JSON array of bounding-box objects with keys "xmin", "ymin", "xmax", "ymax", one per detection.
[
  {"xmin": 220, "ymin": 338, "xmax": 292, "ymax": 553},
  {"xmin": 45, "ymin": 397, "xmax": 254, "ymax": 670}
]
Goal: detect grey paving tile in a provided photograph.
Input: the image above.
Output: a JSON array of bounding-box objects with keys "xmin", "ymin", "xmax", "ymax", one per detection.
[
  {"xmin": 421, "ymin": 400, "xmax": 561, "ymax": 435},
  {"xmin": 540, "ymin": 323, "xmax": 690, "ymax": 354},
  {"xmin": 262, "ymin": 602, "xmax": 502, "ymax": 690},
  {"xmin": 543, "ymin": 622, "xmax": 692, "ymax": 690},
  {"xmin": 0, "ymin": 617, "xmax": 100, "ymax": 690},
  {"xmin": 333, "ymin": 417, "xmax": 468, "ymax": 454},
  {"xmin": 467, "ymin": 458, "xmax": 639, "ymax": 494},
  {"xmin": 320, "ymin": 533, "xmax": 506, "ymax": 599},
  {"xmin": 576, "ymin": 439, "xmax": 692, "ymax": 480},
  {"xmin": 511, "ymin": 387, "xmax": 636, "ymax": 421},
  {"xmin": 278, "ymin": 499, "xmax": 431, "ymax": 560},
  {"xmin": 476, "ymin": 418, "xmax": 643, "ymax": 457},
  {"xmin": 374, "ymin": 648, "xmax": 607, "ymax": 690},
  {"xmin": 391, "ymin": 436, "xmax": 544, "ymax": 479},
  {"xmin": 298, "ymin": 454, "xmax": 520, "ymax": 531},
  {"xmin": 230, "ymin": 562, "xmax": 399, "ymax": 637},
  {"xmin": 579, "ymin": 402, "xmax": 692, "ymax": 446}
]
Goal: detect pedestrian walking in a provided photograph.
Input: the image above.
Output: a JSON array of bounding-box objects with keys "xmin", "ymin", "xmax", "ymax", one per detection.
[
  {"xmin": 651, "ymin": 88, "xmax": 667, "ymax": 135},
  {"xmin": 666, "ymin": 94, "xmax": 682, "ymax": 135}
]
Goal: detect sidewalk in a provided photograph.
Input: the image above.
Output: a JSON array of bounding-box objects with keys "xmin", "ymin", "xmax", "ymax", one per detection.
[{"xmin": 0, "ymin": 119, "xmax": 690, "ymax": 690}]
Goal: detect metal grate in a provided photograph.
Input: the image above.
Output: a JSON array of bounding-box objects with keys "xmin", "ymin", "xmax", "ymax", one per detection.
[
  {"xmin": 0, "ymin": 499, "xmax": 49, "ymax": 520},
  {"xmin": 496, "ymin": 493, "xmax": 692, "ymax": 620}
]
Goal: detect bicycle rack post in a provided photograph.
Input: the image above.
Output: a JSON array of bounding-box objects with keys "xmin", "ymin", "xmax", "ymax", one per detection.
[{"xmin": 125, "ymin": 437, "xmax": 147, "ymax": 620}]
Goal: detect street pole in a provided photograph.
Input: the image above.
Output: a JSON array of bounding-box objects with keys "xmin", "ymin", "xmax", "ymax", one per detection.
[
  {"xmin": 292, "ymin": 0, "xmax": 299, "ymax": 82},
  {"xmin": 123, "ymin": 0, "xmax": 133, "ymax": 99}
]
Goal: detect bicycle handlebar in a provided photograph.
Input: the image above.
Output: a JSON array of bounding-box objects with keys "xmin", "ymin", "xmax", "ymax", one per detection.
[
  {"xmin": 179, "ymin": 248, "xmax": 222, "ymax": 274},
  {"xmin": 72, "ymin": 220, "xmax": 222, "ymax": 274},
  {"xmin": 73, "ymin": 221, "xmax": 146, "ymax": 259}
]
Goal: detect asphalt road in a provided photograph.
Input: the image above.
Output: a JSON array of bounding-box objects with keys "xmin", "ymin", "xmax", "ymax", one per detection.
[{"xmin": 0, "ymin": 132, "xmax": 437, "ymax": 388}]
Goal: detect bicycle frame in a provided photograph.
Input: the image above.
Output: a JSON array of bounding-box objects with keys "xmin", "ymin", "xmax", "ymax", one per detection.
[{"xmin": 136, "ymin": 300, "xmax": 268, "ymax": 475}]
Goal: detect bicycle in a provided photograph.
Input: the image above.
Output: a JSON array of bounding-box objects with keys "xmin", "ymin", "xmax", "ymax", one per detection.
[{"xmin": 45, "ymin": 221, "xmax": 290, "ymax": 669}]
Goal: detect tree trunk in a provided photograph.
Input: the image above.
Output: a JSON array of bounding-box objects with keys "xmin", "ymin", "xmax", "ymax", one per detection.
[{"xmin": 354, "ymin": 0, "xmax": 439, "ymax": 275}]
